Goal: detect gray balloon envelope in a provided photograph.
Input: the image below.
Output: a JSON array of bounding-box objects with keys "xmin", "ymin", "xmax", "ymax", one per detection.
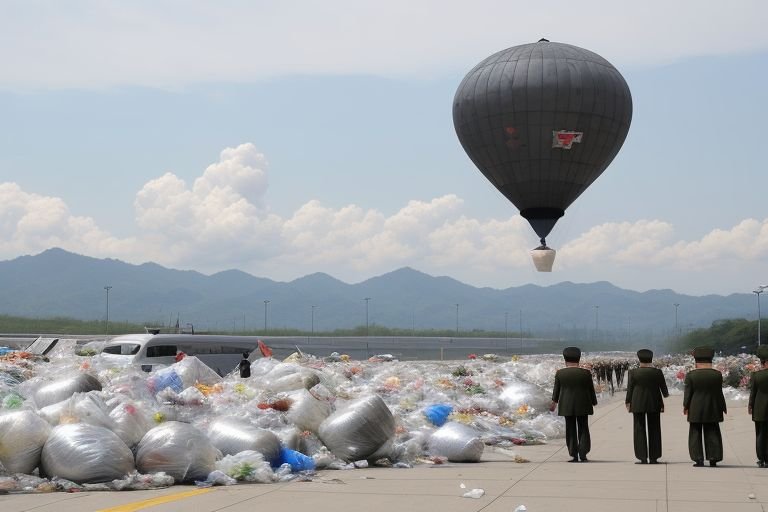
[
  {"xmin": 318, "ymin": 394, "xmax": 394, "ymax": 462},
  {"xmin": 41, "ymin": 423, "xmax": 135, "ymax": 483},
  {"xmin": 453, "ymin": 40, "xmax": 632, "ymax": 243}
]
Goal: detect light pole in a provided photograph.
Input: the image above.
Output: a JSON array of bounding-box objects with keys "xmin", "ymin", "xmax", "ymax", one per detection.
[
  {"xmin": 104, "ymin": 286, "xmax": 112, "ymax": 335},
  {"xmin": 505, "ymin": 311, "xmax": 509, "ymax": 351},
  {"xmin": 311, "ymin": 305, "xmax": 316, "ymax": 335},
  {"xmin": 755, "ymin": 285, "xmax": 768, "ymax": 346},
  {"xmin": 263, "ymin": 300, "xmax": 270, "ymax": 331},
  {"xmin": 674, "ymin": 303, "xmax": 680, "ymax": 336},
  {"xmin": 455, "ymin": 304, "xmax": 460, "ymax": 335},
  {"xmin": 519, "ymin": 309, "xmax": 523, "ymax": 352},
  {"xmin": 364, "ymin": 298, "xmax": 371, "ymax": 336},
  {"xmin": 594, "ymin": 305, "xmax": 599, "ymax": 342}
]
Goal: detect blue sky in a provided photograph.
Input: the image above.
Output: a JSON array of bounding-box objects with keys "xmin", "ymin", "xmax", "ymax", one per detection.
[{"xmin": 1, "ymin": 1, "xmax": 767, "ymax": 296}]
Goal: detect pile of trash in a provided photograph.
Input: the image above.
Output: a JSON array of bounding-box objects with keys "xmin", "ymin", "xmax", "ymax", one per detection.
[{"xmin": 0, "ymin": 343, "xmax": 754, "ymax": 493}]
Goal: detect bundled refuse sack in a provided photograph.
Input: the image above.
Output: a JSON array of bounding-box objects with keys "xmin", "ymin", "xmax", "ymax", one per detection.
[
  {"xmin": 285, "ymin": 388, "xmax": 332, "ymax": 433},
  {"xmin": 136, "ymin": 421, "xmax": 218, "ymax": 482},
  {"xmin": 32, "ymin": 373, "xmax": 102, "ymax": 409},
  {"xmin": 41, "ymin": 423, "xmax": 135, "ymax": 483},
  {"xmin": 207, "ymin": 417, "xmax": 281, "ymax": 463},
  {"xmin": 0, "ymin": 410, "xmax": 51, "ymax": 474},
  {"xmin": 318, "ymin": 394, "xmax": 394, "ymax": 462},
  {"xmin": 428, "ymin": 421, "xmax": 484, "ymax": 462}
]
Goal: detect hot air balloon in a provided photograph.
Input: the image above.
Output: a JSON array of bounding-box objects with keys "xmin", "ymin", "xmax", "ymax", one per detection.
[{"xmin": 453, "ymin": 39, "xmax": 632, "ymax": 271}]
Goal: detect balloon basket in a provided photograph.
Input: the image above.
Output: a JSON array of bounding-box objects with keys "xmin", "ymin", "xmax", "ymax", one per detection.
[{"xmin": 531, "ymin": 246, "xmax": 556, "ymax": 272}]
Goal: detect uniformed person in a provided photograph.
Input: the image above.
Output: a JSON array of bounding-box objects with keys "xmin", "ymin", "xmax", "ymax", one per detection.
[
  {"xmin": 683, "ymin": 346, "xmax": 727, "ymax": 467},
  {"xmin": 550, "ymin": 347, "xmax": 598, "ymax": 462},
  {"xmin": 748, "ymin": 345, "xmax": 768, "ymax": 467},
  {"xmin": 625, "ymin": 349, "xmax": 669, "ymax": 464}
]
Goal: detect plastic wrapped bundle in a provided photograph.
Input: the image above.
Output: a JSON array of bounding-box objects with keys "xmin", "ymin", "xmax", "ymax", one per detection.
[
  {"xmin": 173, "ymin": 356, "xmax": 222, "ymax": 388},
  {"xmin": 428, "ymin": 422, "xmax": 484, "ymax": 462},
  {"xmin": 207, "ymin": 417, "xmax": 281, "ymax": 462},
  {"xmin": 109, "ymin": 400, "xmax": 155, "ymax": 448},
  {"xmin": 41, "ymin": 423, "xmax": 135, "ymax": 483},
  {"xmin": 318, "ymin": 394, "xmax": 395, "ymax": 462},
  {"xmin": 136, "ymin": 421, "xmax": 219, "ymax": 482},
  {"xmin": 0, "ymin": 410, "xmax": 51, "ymax": 474},
  {"xmin": 216, "ymin": 450, "xmax": 274, "ymax": 483},
  {"xmin": 33, "ymin": 373, "xmax": 102, "ymax": 409},
  {"xmin": 285, "ymin": 388, "xmax": 332, "ymax": 433}
]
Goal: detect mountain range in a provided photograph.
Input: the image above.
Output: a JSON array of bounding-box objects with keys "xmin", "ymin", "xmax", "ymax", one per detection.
[{"xmin": 0, "ymin": 248, "xmax": 758, "ymax": 341}]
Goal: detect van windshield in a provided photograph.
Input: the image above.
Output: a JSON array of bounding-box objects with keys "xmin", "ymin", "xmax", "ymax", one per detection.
[{"xmin": 103, "ymin": 343, "xmax": 140, "ymax": 355}]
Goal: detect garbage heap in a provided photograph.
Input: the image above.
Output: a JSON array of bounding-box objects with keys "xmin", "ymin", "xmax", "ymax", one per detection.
[{"xmin": 0, "ymin": 344, "xmax": 561, "ymax": 493}]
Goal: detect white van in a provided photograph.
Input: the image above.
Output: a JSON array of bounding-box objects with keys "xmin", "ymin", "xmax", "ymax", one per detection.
[{"xmin": 101, "ymin": 333, "xmax": 261, "ymax": 376}]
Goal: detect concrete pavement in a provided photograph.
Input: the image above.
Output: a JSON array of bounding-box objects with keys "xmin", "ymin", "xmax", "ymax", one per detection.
[{"xmin": 2, "ymin": 392, "xmax": 766, "ymax": 512}]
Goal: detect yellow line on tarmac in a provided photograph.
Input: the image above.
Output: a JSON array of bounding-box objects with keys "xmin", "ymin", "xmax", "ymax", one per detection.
[{"xmin": 96, "ymin": 488, "xmax": 214, "ymax": 512}]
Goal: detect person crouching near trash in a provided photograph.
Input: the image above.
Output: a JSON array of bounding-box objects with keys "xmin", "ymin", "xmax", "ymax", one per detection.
[
  {"xmin": 683, "ymin": 346, "xmax": 727, "ymax": 467},
  {"xmin": 625, "ymin": 349, "xmax": 669, "ymax": 464},
  {"xmin": 749, "ymin": 346, "xmax": 768, "ymax": 467},
  {"xmin": 550, "ymin": 347, "xmax": 598, "ymax": 462}
]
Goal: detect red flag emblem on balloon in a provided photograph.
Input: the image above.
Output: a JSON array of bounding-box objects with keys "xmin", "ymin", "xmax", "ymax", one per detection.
[{"xmin": 552, "ymin": 130, "xmax": 583, "ymax": 149}]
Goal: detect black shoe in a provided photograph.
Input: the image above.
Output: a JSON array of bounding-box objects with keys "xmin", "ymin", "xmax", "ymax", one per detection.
[
  {"xmin": 709, "ymin": 461, "xmax": 717, "ymax": 467},
  {"xmin": 635, "ymin": 459, "xmax": 647, "ymax": 464},
  {"xmin": 649, "ymin": 459, "xmax": 659, "ymax": 464},
  {"xmin": 693, "ymin": 460, "xmax": 704, "ymax": 467},
  {"xmin": 568, "ymin": 457, "xmax": 579, "ymax": 463},
  {"xmin": 579, "ymin": 457, "xmax": 589, "ymax": 463},
  {"xmin": 758, "ymin": 461, "xmax": 764, "ymax": 468}
]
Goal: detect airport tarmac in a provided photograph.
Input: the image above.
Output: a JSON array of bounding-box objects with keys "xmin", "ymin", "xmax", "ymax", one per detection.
[{"xmin": 2, "ymin": 393, "xmax": 766, "ymax": 512}]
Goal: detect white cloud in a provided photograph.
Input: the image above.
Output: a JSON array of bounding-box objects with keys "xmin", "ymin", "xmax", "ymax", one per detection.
[
  {"xmin": 1, "ymin": 143, "xmax": 767, "ymax": 294},
  {"xmin": 0, "ymin": 1, "xmax": 766, "ymax": 89}
]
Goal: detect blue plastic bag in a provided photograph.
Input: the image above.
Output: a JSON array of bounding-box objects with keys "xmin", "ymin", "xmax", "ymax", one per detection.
[
  {"xmin": 424, "ymin": 404, "xmax": 453, "ymax": 427},
  {"xmin": 149, "ymin": 369, "xmax": 183, "ymax": 394},
  {"xmin": 274, "ymin": 447, "xmax": 315, "ymax": 472}
]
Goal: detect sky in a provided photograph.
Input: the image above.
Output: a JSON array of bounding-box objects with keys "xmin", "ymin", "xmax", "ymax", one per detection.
[{"xmin": 1, "ymin": 1, "xmax": 767, "ymax": 296}]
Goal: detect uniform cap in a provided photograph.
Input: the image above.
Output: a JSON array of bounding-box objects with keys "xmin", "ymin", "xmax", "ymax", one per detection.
[
  {"xmin": 693, "ymin": 346, "xmax": 714, "ymax": 362},
  {"xmin": 637, "ymin": 349, "xmax": 653, "ymax": 363},
  {"xmin": 756, "ymin": 346, "xmax": 768, "ymax": 362},
  {"xmin": 563, "ymin": 346, "xmax": 581, "ymax": 363}
]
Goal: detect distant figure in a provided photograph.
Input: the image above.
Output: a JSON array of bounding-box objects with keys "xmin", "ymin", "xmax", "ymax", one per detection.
[
  {"xmin": 748, "ymin": 346, "xmax": 768, "ymax": 467},
  {"xmin": 625, "ymin": 349, "xmax": 669, "ymax": 464},
  {"xmin": 683, "ymin": 346, "xmax": 727, "ymax": 467},
  {"xmin": 239, "ymin": 352, "xmax": 251, "ymax": 378},
  {"xmin": 550, "ymin": 347, "xmax": 598, "ymax": 462}
]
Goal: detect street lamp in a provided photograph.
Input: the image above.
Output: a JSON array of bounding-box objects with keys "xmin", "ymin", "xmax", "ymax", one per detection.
[
  {"xmin": 311, "ymin": 305, "xmax": 316, "ymax": 336},
  {"xmin": 504, "ymin": 311, "xmax": 509, "ymax": 351},
  {"xmin": 364, "ymin": 298, "xmax": 371, "ymax": 336},
  {"xmin": 104, "ymin": 286, "xmax": 112, "ymax": 336},
  {"xmin": 519, "ymin": 309, "xmax": 523, "ymax": 352},
  {"xmin": 263, "ymin": 300, "xmax": 270, "ymax": 331},
  {"xmin": 755, "ymin": 285, "xmax": 768, "ymax": 346},
  {"xmin": 455, "ymin": 304, "xmax": 460, "ymax": 335},
  {"xmin": 594, "ymin": 305, "xmax": 599, "ymax": 341},
  {"xmin": 674, "ymin": 303, "xmax": 680, "ymax": 336}
]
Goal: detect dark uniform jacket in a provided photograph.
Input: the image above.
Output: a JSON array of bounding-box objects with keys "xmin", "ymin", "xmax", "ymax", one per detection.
[
  {"xmin": 552, "ymin": 367, "xmax": 598, "ymax": 416},
  {"xmin": 683, "ymin": 368, "xmax": 726, "ymax": 423},
  {"xmin": 749, "ymin": 369, "xmax": 768, "ymax": 422},
  {"xmin": 625, "ymin": 367, "xmax": 669, "ymax": 413}
]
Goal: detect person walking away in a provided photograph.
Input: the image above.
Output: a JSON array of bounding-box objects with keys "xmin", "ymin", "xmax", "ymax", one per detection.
[
  {"xmin": 239, "ymin": 352, "xmax": 252, "ymax": 378},
  {"xmin": 683, "ymin": 346, "xmax": 727, "ymax": 467},
  {"xmin": 625, "ymin": 349, "xmax": 669, "ymax": 464},
  {"xmin": 749, "ymin": 346, "xmax": 768, "ymax": 467},
  {"xmin": 550, "ymin": 347, "xmax": 598, "ymax": 462}
]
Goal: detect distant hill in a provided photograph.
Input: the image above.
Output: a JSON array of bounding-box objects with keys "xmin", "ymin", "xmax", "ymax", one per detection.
[{"xmin": 0, "ymin": 248, "xmax": 757, "ymax": 342}]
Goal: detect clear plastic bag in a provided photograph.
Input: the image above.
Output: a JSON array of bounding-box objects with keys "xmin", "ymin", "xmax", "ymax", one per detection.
[
  {"xmin": 318, "ymin": 394, "xmax": 395, "ymax": 462},
  {"xmin": 207, "ymin": 416, "xmax": 281, "ymax": 463},
  {"xmin": 136, "ymin": 421, "xmax": 219, "ymax": 483},
  {"xmin": 0, "ymin": 410, "xmax": 51, "ymax": 474},
  {"xmin": 41, "ymin": 423, "xmax": 135, "ymax": 483},
  {"xmin": 428, "ymin": 422, "xmax": 484, "ymax": 462}
]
